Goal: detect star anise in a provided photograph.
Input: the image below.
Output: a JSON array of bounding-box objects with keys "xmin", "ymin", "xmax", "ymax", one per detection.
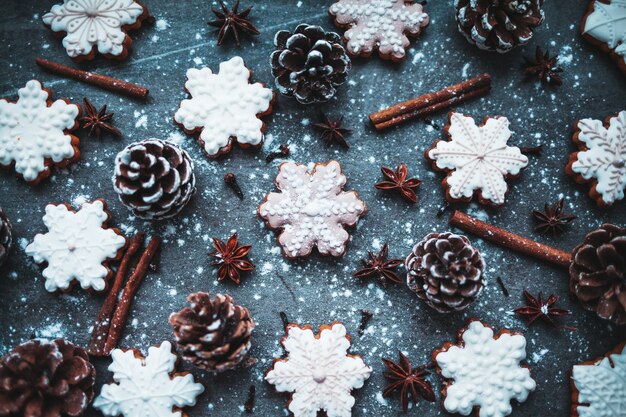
[
  {"xmin": 514, "ymin": 290, "xmax": 575, "ymax": 330},
  {"xmin": 208, "ymin": 233, "xmax": 255, "ymax": 284},
  {"xmin": 80, "ymin": 98, "xmax": 121, "ymax": 138},
  {"xmin": 312, "ymin": 113, "xmax": 352, "ymax": 149},
  {"xmin": 532, "ymin": 198, "xmax": 577, "ymax": 234},
  {"xmin": 523, "ymin": 46, "xmax": 563, "ymax": 86},
  {"xmin": 353, "ymin": 242, "xmax": 403, "ymax": 286},
  {"xmin": 375, "ymin": 163, "xmax": 422, "ymax": 203},
  {"xmin": 382, "ymin": 351, "xmax": 435, "ymax": 413},
  {"xmin": 208, "ymin": 0, "xmax": 259, "ymax": 46}
]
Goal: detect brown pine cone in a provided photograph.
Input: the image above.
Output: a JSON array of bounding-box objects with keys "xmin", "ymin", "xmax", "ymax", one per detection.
[
  {"xmin": 406, "ymin": 232, "xmax": 485, "ymax": 313},
  {"xmin": 455, "ymin": 0, "xmax": 545, "ymax": 53},
  {"xmin": 0, "ymin": 339, "xmax": 95, "ymax": 417},
  {"xmin": 113, "ymin": 138, "xmax": 196, "ymax": 220},
  {"xmin": 0, "ymin": 208, "xmax": 12, "ymax": 267},
  {"xmin": 570, "ymin": 224, "xmax": 626, "ymax": 325},
  {"xmin": 169, "ymin": 292, "xmax": 255, "ymax": 373}
]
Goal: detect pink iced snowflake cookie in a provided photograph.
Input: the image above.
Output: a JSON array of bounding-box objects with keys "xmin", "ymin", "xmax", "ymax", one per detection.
[
  {"xmin": 258, "ymin": 161, "xmax": 366, "ymax": 258},
  {"xmin": 174, "ymin": 56, "xmax": 275, "ymax": 158},
  {"xmin": 42, "ymin": 0, "xmax": 149, "ymax": 62},
  {"xmin": 0, "ymin": 80, "xmax": 81, "ymax": 185},
  {"xmin": 329, "ymin": 0, "xmax": 429, "ymax": 62}
]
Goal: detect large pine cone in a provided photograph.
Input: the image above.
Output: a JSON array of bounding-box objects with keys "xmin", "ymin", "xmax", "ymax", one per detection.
[
  {"xmin": 0, "ymin": 208, "xmax": 12, "ymax": 267},
  {"xmin": 113, "ymin": 139, "xmax": 196, "ymax": 220},
  {"xmin": 0, "ymin": 339, "xmax": 96, "ymax": 417},
  {"xmin": 169, "ymin": 292, "xmax": 255, "ymax": 373},
  {"xmin": 271, "ymin": 24, "xmax": 351, "ymax": 104},
  {"xmin": 570, "ymin": 224, "xmax": 626, "ymax": 325},
  {"xmin": 406, "ymin": 232, "xmax": 485, "ymax": 313},
  {"xmin": 454, "ymin": 0, "xmax": 545, "ymax": 53}
]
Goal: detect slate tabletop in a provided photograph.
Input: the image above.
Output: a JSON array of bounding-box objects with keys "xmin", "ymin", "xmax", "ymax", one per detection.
[{"xmin": 1, "ymin": 1, "xmax": 625, "ymax": 416}]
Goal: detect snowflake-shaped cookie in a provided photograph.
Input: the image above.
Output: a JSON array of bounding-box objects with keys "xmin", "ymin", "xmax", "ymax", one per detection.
[
  {"xmin": 94, "ymin": 341, "xmax": 205, "ymax": 417},
  {"xmin": 582, "ymin": 0, "xmax": 626, "ymax": 75},
  {"xmin": 266, "ymin": 322, "xmax": 372, "ymax": 417},
  {"xmin": 25, "ymin": 200, "xmax": 127, "ymax": 292},
  {"xmin": 174, "ymin": 56, "xmax": 275, "ymax": 158},
  {"xmin": 433, "ymin": 320, "xmax": 536, "ymax": 417},
  {"xmin": 426, "ymin": 112, "xmax": 529, "ymax": 206},
  {"xmin": 0, "ymin": 79, "xmax": 80, "ymax": 184},
  {"xmin": 566, "ymin": 110, "xmax": 626, "ymax": 207},
  {"xmin": 329, "ymin": 0, "xmax": 429, "ymax": 61},
  {"xmin": 42, "ymin": 0, "xmax": 148, "ymax": 61},
  {"xmin": 258, "ymin": 161, "xmax": 366, "ymax": 258},
  {"xmin": 571, "ymin": 342, "xmax": 626, "ymax": 417}
]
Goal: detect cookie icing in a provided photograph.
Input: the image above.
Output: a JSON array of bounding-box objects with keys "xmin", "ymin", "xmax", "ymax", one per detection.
[
  {"xmin": 25, "ymin": 200, "xmax": 126, "ymax": 292},
  {"xmin": 571, "ymin": 110, "xmax": 626, "ymax": 206},
  {"xmin": 258, "ymin": 161, "xmax": 366, "ymax": 258},
  {"xmin": 427, "ymin": 112, "xmax": 529, "ymax": 206},
  {"xmin": 42, "ymin": 0, "xmax": 145, "ymax": 59},
  {"xmin": 266, "ymin": 323, "xmax": 372, "ymax": 417},
  {"xmin": 434, "ymin": 321, "xmax": 536, "ymax": 417},
  {"xmin": 329, "ymin": 0, "xmax": 429, "ymax": 60},
  {"xmin": 0, "ymin": 80, "xmax": 80, "ymax": 182},
  {"xmin": 174, "ymin": 56, "xmax": 274, "ymax": 158},
  {"xmin": 583, "ymin": 0, "xmax": 626, "ymax": 71},
  {"xmin": 94, "ymin": 341, "xmax": 205, "ymax": 417}
]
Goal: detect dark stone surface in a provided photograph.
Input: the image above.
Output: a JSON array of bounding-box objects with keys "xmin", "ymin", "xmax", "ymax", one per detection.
[{"xmin": 0, "ymin": 1, "xmax": 625, "ymax": 416}]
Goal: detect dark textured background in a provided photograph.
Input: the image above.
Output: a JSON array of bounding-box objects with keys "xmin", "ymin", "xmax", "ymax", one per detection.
[{"xmin": 1, "ymin": 1, "xmax": 625, "ymax": 416}]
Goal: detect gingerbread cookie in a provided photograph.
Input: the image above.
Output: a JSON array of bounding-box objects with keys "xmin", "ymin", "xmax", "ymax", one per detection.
[
  {"xmin": 94, "ymin": 341, "xmax": 205, "ymax": 417},
  {"xmin": 425, "ymin": 112, "xmax": 529, "ymax": 206},
  {"xmin": 266, "ymin": 322, "xmax": 372, "ymax": 417},
  {"xmin": 0, "ymin": 80, "xmax": 81, "ymax": 185},
  {"xmin": 174, "ymin": 56, "xmax": 275, "ymax": 158},
  {"xmin": 570, "ymin": 342, "xmax": 626, "ymax": 417},
  {"xmin": 25, "ymin": 199, "xmax": 127, "ymax": 293},
  {"xmin": 329, "ymin": 0, "xmax": 429, "ymax": 62},
  {"xmin": 433, "ymin": 320, "xmax": 536, "ymax": 417},
  {"xmin": 581, "ymin": 0, "xmax": 626, "ymax": 75},
  {"xmin": 258, "ymin": 161, "xmax": 366, "ymax": 258},
  {"xmin": 42, "ymin": 0, "xmax": 149, "ymax": 62},
  {"xmin": 566, "ymin": 110, "xmax": 626, "ymax": 207}
]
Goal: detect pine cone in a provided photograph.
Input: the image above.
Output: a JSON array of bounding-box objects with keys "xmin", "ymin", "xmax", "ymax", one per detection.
[
  {"xmin": 454, "ymin": 0, "xmax": 545, "ymax": 53},
  {"xmin": 570, "ymin": 224, "xmax": 626, "ymax": 325},
  {"xmin": 271, "ymin": 24, "xmax": 351, "ymax": 104},
  {"xmin": 169, "ymin": 292, "xmax": 255, "ymax": 373},
  {"xmin": 113, "ymin": 138, "xmax": 196, "ymax": 220},
  {"xmin": 0, "ymin": 208, "xmax": 12, "ymax": 267},
  {"xmin": 0, "ymin": 339, "xmax": 95, "ymax": 417},
  {"xmin": 406, "ymin": 232, "xmax": 485, "ymax": 313}
]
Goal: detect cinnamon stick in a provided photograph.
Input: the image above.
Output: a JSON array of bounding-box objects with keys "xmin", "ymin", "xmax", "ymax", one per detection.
[
  {"xmin": 35, "ymin": 58, "xmax": 149, "ymax": 100},
  {"xmin": 103, "ymin": 236, "xmax": 161, "ymax": 354},
  {"xmin": 449, "ymin": 210, "xmax": 571, "ymax": 268},
  {"xmin": 369, "ymin": 74, "xmax": 492, "ymax": 130},
  {"xmin": 88, "ymin": 233, "xmax": 145, "ymax": 356}
]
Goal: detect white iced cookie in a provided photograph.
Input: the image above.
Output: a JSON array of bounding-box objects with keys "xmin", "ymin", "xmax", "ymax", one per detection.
[{"xmin": 581, "ymin": 0, "xmax": 626, "ymax": 75}]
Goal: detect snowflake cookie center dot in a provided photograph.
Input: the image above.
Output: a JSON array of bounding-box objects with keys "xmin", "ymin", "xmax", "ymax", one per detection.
[{"xmin": 313, "ymin": 368, "xmax": 327, "ymax": 383}]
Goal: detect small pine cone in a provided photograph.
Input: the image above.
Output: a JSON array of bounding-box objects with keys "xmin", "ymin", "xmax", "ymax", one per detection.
[
  {"xmin": 570, "ymin": 224, "xmax": 626, "ymax": 325},
  {"xmin": 113, "ymin": 138, "xmax": 196, "ymax": 220},
  {"xmin": 271, "ymin": 24, "xmax": 351, "ymax": 104},
  {"xmin": 169, "ymin": 292, "xmax": 255, "ymax": 373},
  {"xmin": 406, "ymin": 232, "xmax": 485, "ymax": 313},
  {"xmin": 0, "ymin": 208, "xmax": 12, "ymax": 267},
  {"xmin": 455, "ymin": 0, "xmax": 545, "ymax": 53},
  {"xmin": 0, "ymin": 339, "xmax": 96, "ymax": 417}
]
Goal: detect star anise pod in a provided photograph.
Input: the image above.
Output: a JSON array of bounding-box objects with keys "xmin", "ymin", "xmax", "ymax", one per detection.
[
  {"xmin": 80, "ymin": 98, "xmax": 121, "ymax": 138},
  {"xmin": 208, "ymin": 0, "xmax": 259, "ymax": 46},
  {"xmin": 375, "ymin": 163, "xmax": 422, "ymax": 203},
  {"xmin": 312, "ymin": 113, "xmax": 352, "ymax": 149},
  {"xmin": 523, "ymin": 46, "xmax": 563, "ymax": 86},
  {"xmin": 532, "ymin": 198, "xmax": 577, "ymax": 234},
  {"xmin": 514, "ymin": 290, "xmax": 575, "ymax": 330},
  {"xmin": 354, "ymin": 242, "xmax": 403, "ymax": 287},
  {"xmin": 208, "ymin": 233, "xmax": 255, "ymax": 284},
  {"xmin": 382, "ymin": 351, "xmax": 435, "ymax": 413}
]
